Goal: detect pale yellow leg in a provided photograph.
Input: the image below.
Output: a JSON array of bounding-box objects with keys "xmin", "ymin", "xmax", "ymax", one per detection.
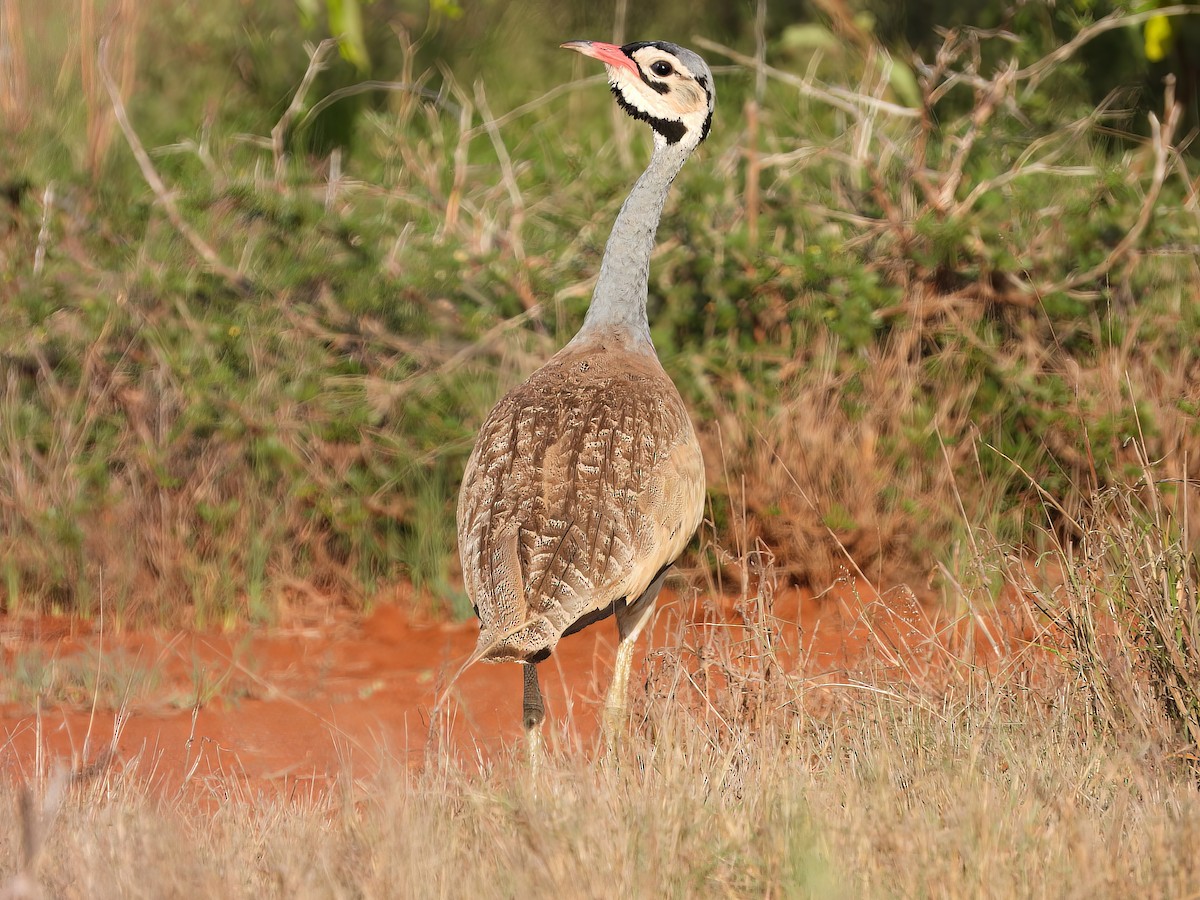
[
  {"xmin": 603, "ymin": 569, "xmax": 669, "ymax": 755},
  {"xmin": 602, "ymin": 634, "xmax": 640, "ymax": 747}
]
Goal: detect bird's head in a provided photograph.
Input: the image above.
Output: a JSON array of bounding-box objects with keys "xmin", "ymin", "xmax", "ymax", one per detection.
[{"xmin": 561, "ymin": 39, "xmax": 715, "ymax": 150}]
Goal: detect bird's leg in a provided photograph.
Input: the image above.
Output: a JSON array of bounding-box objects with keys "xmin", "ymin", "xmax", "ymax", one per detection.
[
  {"xmin": 522, "ymin": 662, "xmax": 545, "ymax": 769},
  {"xmin": 604, "ymin": 567, "xmax": 670, "ymax": 754}
]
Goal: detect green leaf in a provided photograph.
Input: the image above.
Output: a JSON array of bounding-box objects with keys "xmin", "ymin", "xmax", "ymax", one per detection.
[
  {"xmin": 1144, "ymin": 15, "xmax": 1173, "ymax": 62},
  {"xmin": 779, "ymin": 24, "xmax": 840, "ymax": 53},
  {"xmin": 328, "ymin": 0, "xmax": 370, "ymax": 72},
  {"xmin": 295, "ymin": 0, "xmax": 320, "ymax": 30},
  {"xmin": 430, "ymin": 0, "xmax": 464, "ymax": 19},
  {"xmin": 885, "ymin": 54, "xmax": 921, "ymax": 108}
]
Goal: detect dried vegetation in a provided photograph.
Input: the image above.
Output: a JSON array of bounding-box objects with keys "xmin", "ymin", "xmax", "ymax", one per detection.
[
  {"xmin": 1, "ymin": 3, "xmax": 1197, "ymax": 619},
  {"xmin": 2, "ymin": 470, "xmax": 1199, "ymax": 897},
  {"xmin": 2, "ymin": 2, "xmax": 1200, "ymax": 895}
]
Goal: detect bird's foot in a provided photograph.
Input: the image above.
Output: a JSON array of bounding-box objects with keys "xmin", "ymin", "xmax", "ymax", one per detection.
[
  {"xmin": 601, "ymin": 704, "xmax": 626, "ymax": 761},
  {"xmin": 525, "ymin": 721, "xmax": 544, "ymax": 778}
]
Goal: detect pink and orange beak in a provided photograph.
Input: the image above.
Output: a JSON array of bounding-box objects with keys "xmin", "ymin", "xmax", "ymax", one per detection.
[{"xmin": 560, "ymin": 40, "xmax": 638, "ymax": 76}]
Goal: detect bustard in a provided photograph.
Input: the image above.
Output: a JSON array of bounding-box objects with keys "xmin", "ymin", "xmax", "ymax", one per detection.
[{"xmin": 456, "ymin": 40, "xmax": 713, "ymax": 756}]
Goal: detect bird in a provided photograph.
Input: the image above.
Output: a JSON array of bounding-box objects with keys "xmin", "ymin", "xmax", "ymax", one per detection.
[{"xmin": 455, "ymin": 39, "xmax": 714, "ymax": 759}]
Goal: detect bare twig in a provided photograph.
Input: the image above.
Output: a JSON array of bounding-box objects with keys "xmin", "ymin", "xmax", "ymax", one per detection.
[
  {"xmin": 0, "ymin": 0, "xmax": 29, "ymax": 127},
  {"xmin": 271, "ymin": 39, "xmax": 338, "ymax": 177},
  {"xmin": 99, "ymin": 38, "xmax": 251, "ymax": 294},
  {"xmin": 693, "ymin": 35, "xmax": 921, "ymax": 121},
  {"xmin": 938, "ymin": 60, "xmax": 1017, "ymax": 211},
  {"xmin": 611, "ymin": 0, "xmax": 633, "ymax": 170},
  {"xmin": 81, "ymin": 0, "xmax": 98, "ymax": 170},
  {"xmin": 753, "ymin": 0, "xmax": 768, "ymax": 103},
  {"xmin": 325, "ymin": 147, "xmax": 342, "ymax": 212},
  {"xmin": 32, "ymin": 183, "xmax": 53, "ymax": 277},
  {"xmin": 298, "ymin": 78, "xmax": 458, "ymax": 131},
  {"xmin": 1017, "ymin": 5, "xmax": 1200, "ymax": 92},
  {"xmin": 474, "ymin": 80, "xmax": 534, "ymax": 310},
  {"xmin": 742, "ymin": 0, "xmax": 768, "ymax": 247},
  {"xmin": 83, "ymin": 0, "xmax": 139, "ymax": 178},
  {"xmin": 757, "ymin": 145, "xmax": 824, "ymax": 169},
  {"xmin": 441, "ymin": 68, "xmax": 474, "ymax": 239},
  {"xmin": 462, "ymin": 74, "xmax": 607, "ymax": 141},
  {"xmin": 744, "ymin": 99, "xmax": 761, "ymax": 247},
  {"xmin": 1034, "ymin": 78, "xmax": 1182, "ymax": 297}
]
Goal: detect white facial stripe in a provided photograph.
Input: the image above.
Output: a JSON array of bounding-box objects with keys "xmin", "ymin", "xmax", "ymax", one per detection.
[
  {"xmin": 612, "ymin": 71, "xmax": 705, "ymax": 114},
  {"xmin": 629, "ymin": 52, "xmax": 707, "ymax": 111},
  {"xmin": 610, "ymin": 75, "xmax": 661, "ymax": 115},
  {"xmin": 606, "ymin": 47, "xmax": 712, "ymax": 144},
  {"xmin": 630, "ymin": 48, "xmax": 678, "ymax": 77}
]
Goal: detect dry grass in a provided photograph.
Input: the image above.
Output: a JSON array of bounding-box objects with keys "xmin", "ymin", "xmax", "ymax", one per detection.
[
  {"xmin": 2, "ymin": 6, "xmax": 1200, "ymax": 891},
  {"xmin": 4, "ymin": 650, "xmax": 1200, "ymax": 895},
  {"xmin": 1012, "ymin": 476, "xmax": 1200, "ymax": 754},
  {"xmin": 2, "ymin": 4, "xmax": 1199, "ymax": 619},
  {"xmin": 3, "ymin": 468, "xmax": 1200, "ymax": 897},
  {"xmin": 691, "ymin": 19, "xmax": 1200, "ymax": 594}
]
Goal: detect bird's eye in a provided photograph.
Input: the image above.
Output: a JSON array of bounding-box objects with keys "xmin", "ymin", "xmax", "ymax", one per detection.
[{"xmin": 650, "ymin": 60, "xmax": 674, "ymax": 77}]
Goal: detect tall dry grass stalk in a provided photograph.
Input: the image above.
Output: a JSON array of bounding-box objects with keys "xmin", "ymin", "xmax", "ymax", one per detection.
[
  {"xmin": 0, "ymin": 0, "xmax": 29, "ymax": 129},
  {"xmin": 81, "ymin": 0, "xmax": 140, "ymax": 179},
  {"xmin": 6, "ymin": 580, "xmax": 1200, "ymax": 897},
  {"xmin": 1012, "ymin": 470, "xmax": 1200, "ymax": 756}
]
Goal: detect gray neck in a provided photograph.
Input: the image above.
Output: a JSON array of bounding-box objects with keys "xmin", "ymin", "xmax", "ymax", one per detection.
[{"xmin": 567, "ymin": 138, "xmax": 692, "ymax": 354}]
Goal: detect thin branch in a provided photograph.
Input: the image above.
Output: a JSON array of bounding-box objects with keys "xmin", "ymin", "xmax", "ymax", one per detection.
[
  {"xmin": 952, "ymin": 163, "xmax": 1098, "ymax": 219},
  {"xmin": 33, "ymin": 182, "xmax": 54, "ymax": 277},
  {"xmin": 744, "ymin": 99, "xmax": 761, "ymax": 247},
  {"xmin": 938, "ymin": 60, "xmax": 1017, "ymax": 211},
  {"xmin": 611, "ymin": 0, "xmax": 633, "ymax": 170},
  {"xmin": 462, "ymin": 74, "xmax": 608, "ymax": 141},
  {"xmin": 693, "ymin": 35, "xmax": 921, "ymax": 120},
  {"xmin": 474, "ymin": 79, "xmax": 534, "ymax": 310},
  {"xmin": 298, "ymin": 78, "xmax": 459, "ymax": 131},
  {"xmin": 753, "ymin": 0, "xmax": 768, "ymax": 103},
  {"xmin": 0, "ymin": 0, "xmax": 29, "ymax": 126},
  {"xmin": 1034, "ymin": 77, "xmax": 1182, "ymax": 297},
  {"xmin": 271, "ymin": 38, "xmax": 338, "ymax": 177},
  {"xmin": 757, "ymin": 145, "xmax": 824, "ymax": 169},
  {"xmin": 1017, "ymin": 5, "xmax": 1200, "ymax": 92},
  {"xmin": 442, "ymin": 69, "xmax": 474, "ymax": 239},
  {"xmin": 98, "ymin": 37, "xmax": 250, "ymax": 294}
]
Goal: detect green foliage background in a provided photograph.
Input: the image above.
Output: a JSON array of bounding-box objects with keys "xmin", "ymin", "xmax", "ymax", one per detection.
[{"xmin": 0, "ymin": 0, "xmax": 1197, "ymax": 623}]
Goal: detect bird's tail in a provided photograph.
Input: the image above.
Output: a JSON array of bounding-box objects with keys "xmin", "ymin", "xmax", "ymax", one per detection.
[
  {"xmin": 426, "ymin": 617, "xmax": 559, "ymax": 763},
  {"xmin": 431, "ymin": 615, "xmax": 555, "ymax": 715}
]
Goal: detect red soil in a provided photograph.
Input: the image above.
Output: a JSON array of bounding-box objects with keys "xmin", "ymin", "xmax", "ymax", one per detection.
[{"xmin": 0, "ymin": 580, "xmax": 1034, "ymax": 797}]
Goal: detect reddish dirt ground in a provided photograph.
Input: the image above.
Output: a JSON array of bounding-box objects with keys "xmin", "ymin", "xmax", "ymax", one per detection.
[{"xmin": 0, "ymin": 579, "xmax": 1033, "ymax": 798}]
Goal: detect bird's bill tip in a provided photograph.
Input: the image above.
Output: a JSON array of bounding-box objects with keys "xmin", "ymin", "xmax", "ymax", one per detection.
[{"xmin": 560, "ymin": 40, "xmax": 637, "ymax": 74}]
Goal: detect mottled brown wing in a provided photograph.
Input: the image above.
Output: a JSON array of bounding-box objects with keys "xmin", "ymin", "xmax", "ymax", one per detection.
[{"xmin": 456, "ymin": 349, "xmax": 704, "ymax": 662}]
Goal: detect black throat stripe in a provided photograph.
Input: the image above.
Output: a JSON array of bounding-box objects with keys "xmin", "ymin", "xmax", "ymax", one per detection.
[{"xmin": 610, "ymin": 84, "xmax": 688, "ymax": 144}]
